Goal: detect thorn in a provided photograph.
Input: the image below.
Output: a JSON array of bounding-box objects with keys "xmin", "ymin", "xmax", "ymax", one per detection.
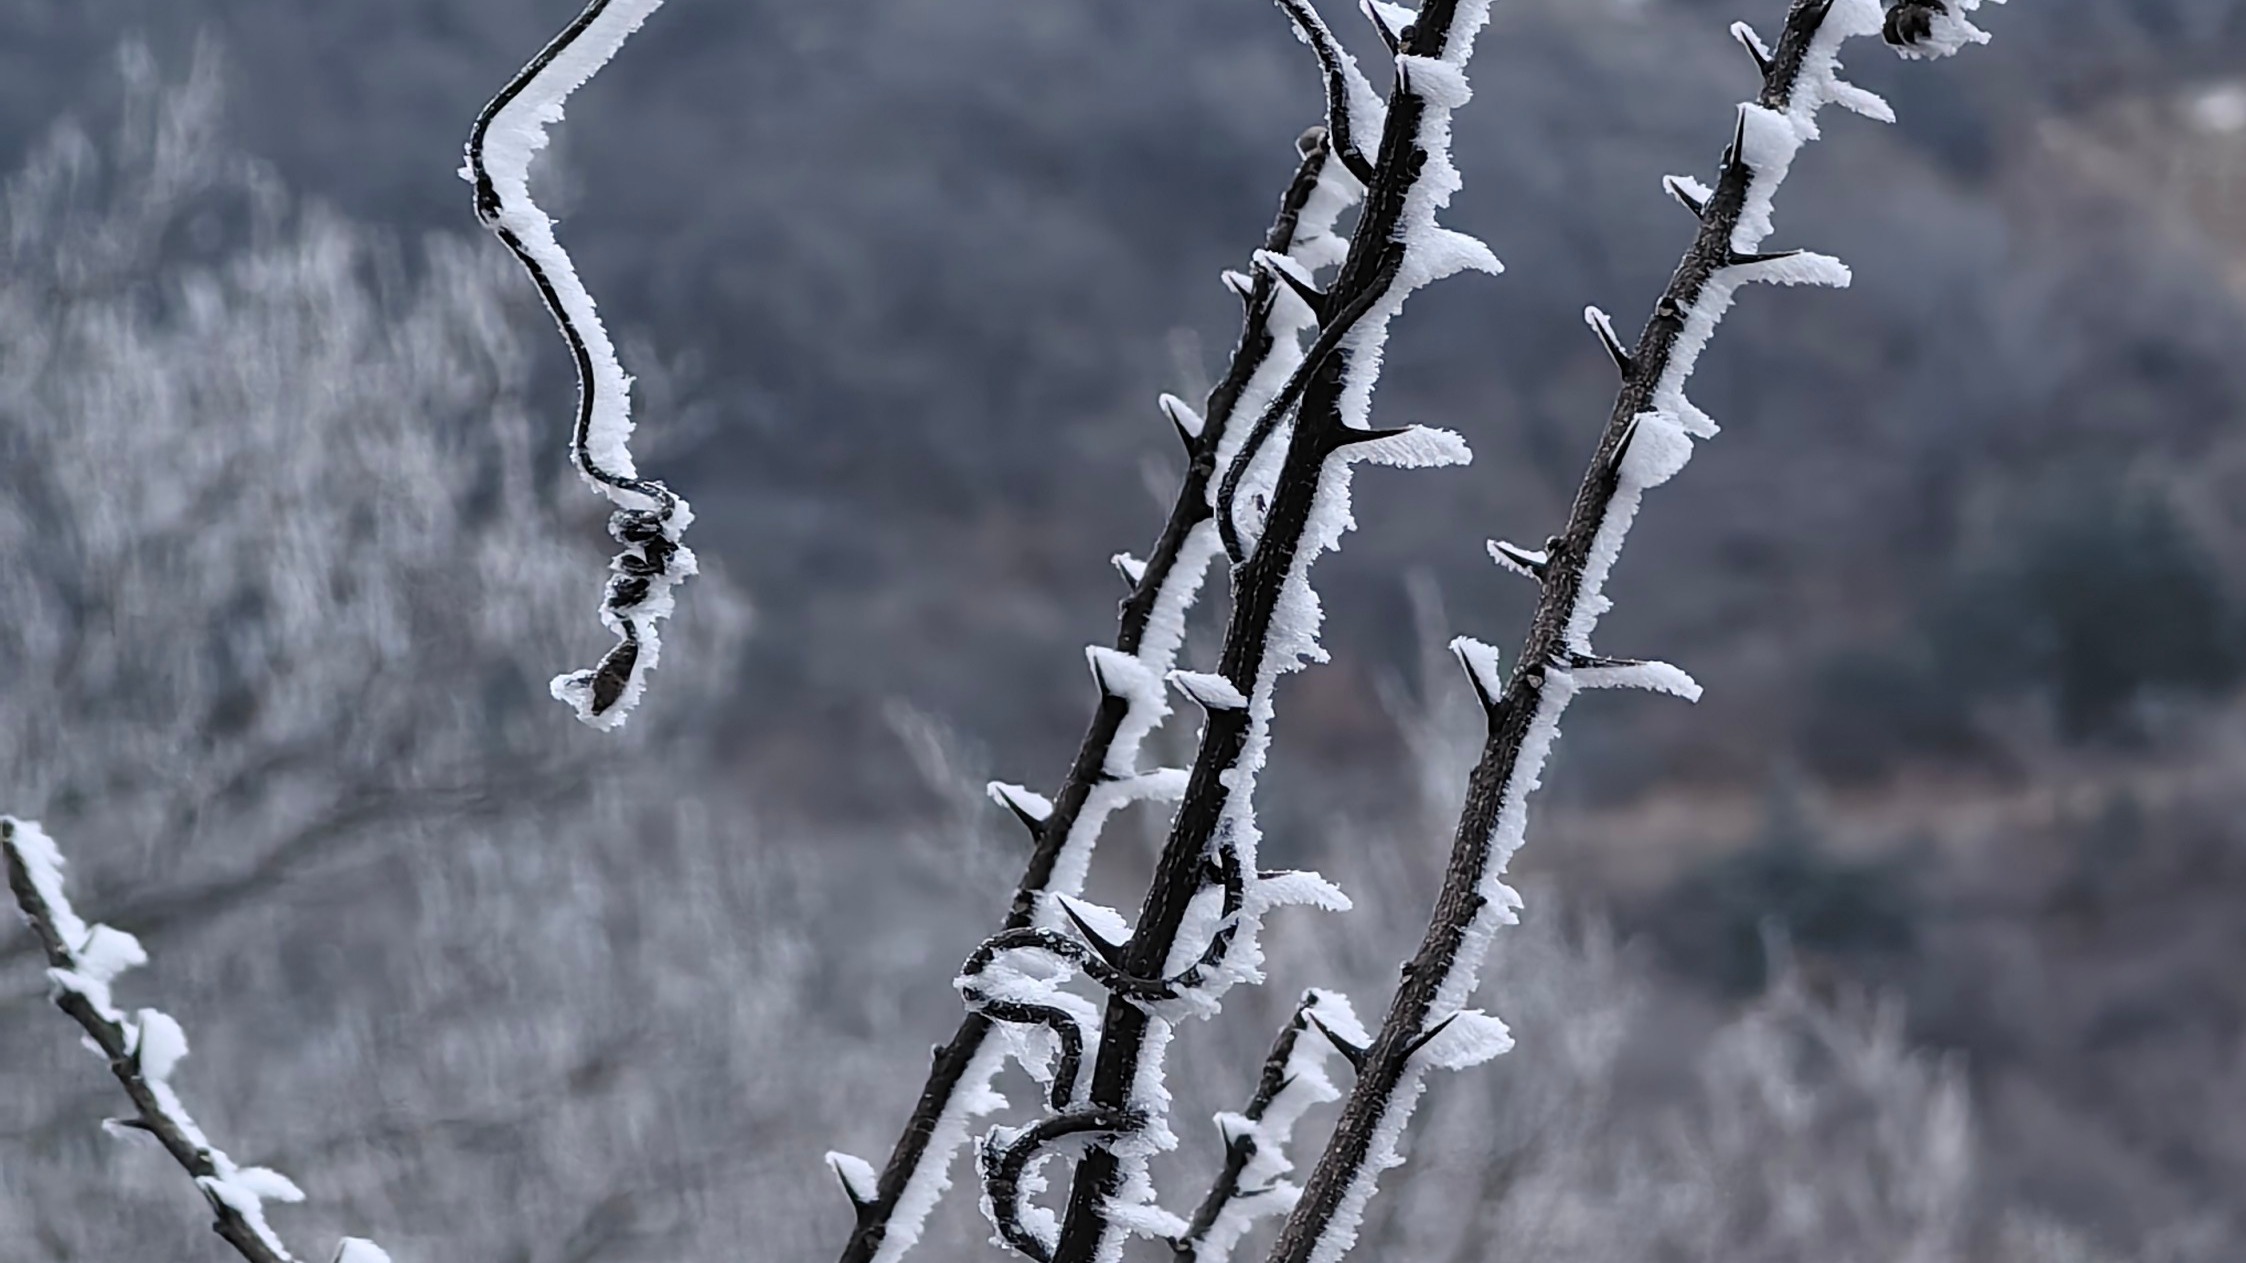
[
  {"xmin": 1405, "ymin": 1012, "xmax": 1461, "ymax": 1060},
  {"xmin": 1661, "ymin": 174, "xmax": 1709, "ymax": 219},
  {"xmin": 1112, "ymin": 552, "xmax": 1148, "ymax": 588},
  {"xmin": 1169, "ymin": 670, "xmax": 1248, "ymax": 713},
  {"xmin": 1253, "ymin": 250, "xmax": 1328, "ymax": 319},
  {"xmin": 1608, "ymin": 414, "xmax": 1643, "ymax": 476},
  {"xmin": 1055, "ymin": 897, "xmax": 1130, "ymax": 970},
  {"xmin": 1488, "ymin": 539, "xmax": 1548, "ymax": 583},
  {"xmin": 987, "ymin": 782, "xmax": 1051, "ymax": 836},
  {"xmin": 1221, "ymin": 269, "xmax": 1257, "ymax": 302},
  {"xmin": 1727, "ymin": 247, "xmax": 1805, "ymax": 268},
  {"xmin": 1359, "ymin": 0, "xmax": 1403, "ymax": 56},
  {"xmin": 1329, "ymin": 423, "xmax": 1418, "ymax": 451},
  {"xmin": 1724, "ymin": 105, "xmax": 1749, "ymax": 174},
  {"xmin": 1450, "ymin": 636, "xmax": 1505, "ymax": 715},
  {"xmin": 1584, "ymin": 306, "xmax": 1632, "ymax": 377},
  {"xmin": 1158, "ymin": 393, "xmax": 1205, "ymax": 447},
  {"xmin": 1729, "ymin": 21, "xmax": 1773, "ymax": 77},
  {"xmin": 1306, "ymin": 1013, "xmax": 1367, "ymax": 1073}
]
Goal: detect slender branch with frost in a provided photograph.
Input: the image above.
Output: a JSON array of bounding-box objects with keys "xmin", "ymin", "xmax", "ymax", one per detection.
[
  {"xmin": 2, "ymin": 819, "xmax": 389, "ymax": 1263},
  {"xmin": 1260, "ymin": 4, "xmax": 2004, "ymax": 1261},
  {"xmin": 462, "ymin": 0, "xmax": 695, "ymax": 730},
  {"xmin": 1167, "ymin": 991, "xmax": 1366, "ymax": 1263},
  {"xmin": 829, "ymin": 90, "xmax": 1367, "ymax": 1263},
  {"xmin": 941, "ymin": 4, "xmax": 1507, "ymax": 1260}
]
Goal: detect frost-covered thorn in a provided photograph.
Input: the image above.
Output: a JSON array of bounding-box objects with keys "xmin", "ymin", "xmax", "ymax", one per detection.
[
  {"xmin": 1221, "ymin": 269, "xmax": 1259, "ymax": 303},
  {"xmin": 1609, "ymin": 413, "xmax": 1644, "ymax": 475},
  {"xmin": 1056, "ymin": 896, "xmax": 1131, "ymax": 971},
  {"xmin": 1159, "ymin": 392, "xmax": 1207, "ymax": 446},
  {"xmin": 988, "ymin": 781, "xmax": 1055, "ymax": 839},
  {"xmin": 1253, "ymin": 250, "xmax": 1330, "ymax": 321},
  {"xmin": 1305, "ymin": 1013, "xmax": 1367, "ymax": 1074},
  {"xmin": 1112, "ymin": 552, "xmax": 1150, "ymax": 588},
  {"xmin": 1169, "ymin": 669, "xmax": 1250, "ymax": 713},
  {"xmin": 1729, "ymin": 247, "xmax": 1805, "ymax": 268},
  {"xmin": 826, "ymin": 1151, "xmax": 882, "ymax": 1215},
  {"xmin": 1661, "ymin": 173, "xmax": 1712, "ymax": 219},
  {"xmin": 1730, "ymin": 20, "xmax": 1775, "ymax": 77},
  {"xmin": 1488, "ymin": 539, "xmax": 1549, "ymax": 583},
  {"xmin": 1357, "ymin": 0, "xmax": 1405, "ymax": 56},
  {"xmin": 1450, "ymin": 636, "xmax": 1507, "ymax": 717},
  {"xmin": 1403, "ymin": 1011, "xmax": 1460, "ymax": 1060},
  {"xmin": 1723, "ymin": 103, "xmax": 1750, "ymax": 172},
  {"xmin": 1583, "ymin": 306, "xmax": 1633, "ymax": 377}
]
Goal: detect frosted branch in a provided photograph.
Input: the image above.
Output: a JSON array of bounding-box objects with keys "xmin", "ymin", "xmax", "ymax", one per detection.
[
  {"xmin": 836, "ymin": 91, "xmax": 1368, "ymax": 1263},
  {"xmin": 1169, "ymin": 991, "xmax": 1364, "ymax": 1263},
  {"xmin": 461, "ymin": 0, "xmax": 694, "ymax": 730},
  {"xmin": 1038, "ymin": 4, "xmax": 1502, "ymax": 1259},
  {"xmin": 1260, "ymin": 4, "xmax": 2002, "ymax": 1261},
  {"xmin": 2, "ymin": 819, "xmax": 388, "ymax": 1263}
]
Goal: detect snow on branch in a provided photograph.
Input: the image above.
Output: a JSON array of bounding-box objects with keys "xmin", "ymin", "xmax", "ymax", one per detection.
[
  {"xmin": 1020, "ymin": 5, "xmax": 1503, "ymax": 1260},
  {"xmin": 834, "ymin": 91, "xmax": 1371, "ymax": 1263},
  {"xmin": 461, "ymin": 0, "xmax": 695, "ymax": 730},
  {"xmin": 1167, "ymin": 991, "xmax": 1365, "ymax": 1263},
  {"xmin": 2, "ymin": 819, "xmax": 389, "ymax": 1263},
  {"xmin": 1260, "ymin": 5, "xmax": 2003, "ymax": 1262}
]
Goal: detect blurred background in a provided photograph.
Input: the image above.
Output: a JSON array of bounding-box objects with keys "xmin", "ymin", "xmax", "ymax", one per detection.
[{"xmin": 1, "ymin": 0, "xmax": 2241, "ymax": 1259}]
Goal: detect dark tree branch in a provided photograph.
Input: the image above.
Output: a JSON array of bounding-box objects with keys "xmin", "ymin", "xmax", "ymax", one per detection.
[
  {"xmin": 835, "ymin": 117, "xmax": 1360, "ymax": 1263},
  {"xmin": 1045, "ymin": 5, "xmax": 1499, "ymax": 1260},
  {"xmin": 1260, "ymin": 5, "xmax": 1996, "ymax": 1260},
  {"xmin": 4, "ymin": 818, "xmax": 387, "ymax": 1263}
]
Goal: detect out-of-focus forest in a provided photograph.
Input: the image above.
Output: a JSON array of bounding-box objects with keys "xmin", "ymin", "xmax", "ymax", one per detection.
[{"xmin": 0, "ymin": 0, "xmax": 2241, "ymax": 1260}]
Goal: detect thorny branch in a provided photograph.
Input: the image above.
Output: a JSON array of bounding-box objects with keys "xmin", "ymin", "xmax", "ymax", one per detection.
[
  {"xmin": 834, "ymin": 102, "xmax": 1358, "ymax": 1263},
  {"xmin": 1261, "ymin": 4, "xmax": 2003, "ymax": 1261},
  {"xmin": 3, "ymin": 819, "xmax": 388, "ymax": 1263},
  {"xmin": 463, "ymin": 0, "xmax": 696, "ymax": 730},
  {"xmin": 1036, "ymin": 4, "xmax": 1499, "ymax": 1260}
]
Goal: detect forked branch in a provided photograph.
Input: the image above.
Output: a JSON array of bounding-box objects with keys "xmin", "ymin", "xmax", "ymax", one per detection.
[{"xmin": 3, "ymin": 819, "xmax": 389, "ymax": 1263}]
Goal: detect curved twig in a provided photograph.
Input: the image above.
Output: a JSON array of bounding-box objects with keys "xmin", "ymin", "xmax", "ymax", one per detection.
[
  {"xmin": 1273, "ymin": 0, "xmax": 1384, "ymax": 184},
  {"xmin": 462, "ymin": 0, "xmax": 694, "ymax": 729},
  {"xmin": 978, "ymin": 1109, "xmax": 1143, "ymax": 1263}
]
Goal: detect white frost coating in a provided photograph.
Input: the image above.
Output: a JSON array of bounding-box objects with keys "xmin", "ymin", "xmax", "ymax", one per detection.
[
  {"xmin": 1893, "ymin": 0, "xmax": 2004, "ymax": 60},
  {"xmin": 872, "ymin": 1035, "xmax": 1013, "ymax": 1263},
  {"xmin": 2, "ymin": 817, "xmax": 374, "ymax": 1263},
  {"xmin": 1169, "ymin": 670, "xmax": 1250, "ymax": 713},
  {"xmin": 332, "ymin": 1243, "xmax": 392, "ymax": 1263},
  {"xmin": 1189, "ymin": 991, "xmax": 1365, "ymax": 1263},
  {"xmin": 1731, "ymin": 20, "xmax": 1774, "ymax": 64},
  {"xmin": 464, "ymin": 0, "xmax": 693, "ymax": 730},
  {"xmin": 1055, "ymin": 894, "xmax": 1135, "ymax": 949},
  {"xmin": 1485, "ymin": 540, "xmax": 1546, "ymax": 582},
  {"xmin": 987, "ymin": 781, "xmax": 1055, "ymax": 825},
  {"xmin": 827, "ymin": 1151, "xmax": 882, "ymax": 1207},
  {"xmin": 1112, "ymin": 552, "xmax": 1149, "ymax": 586}
]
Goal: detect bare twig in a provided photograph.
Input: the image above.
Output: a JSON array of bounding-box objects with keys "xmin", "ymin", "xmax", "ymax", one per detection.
[
  {"xmin": 1261, "ymin": 4, "xmax": 2003, "ymax": 1260},
  {"xmin": 463, "ymin": 0, "xmax": 695, "ymax": 729},
  {"xmin": 3, "ymin": 818, "xmax": 388, "ymax": 1263}
]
